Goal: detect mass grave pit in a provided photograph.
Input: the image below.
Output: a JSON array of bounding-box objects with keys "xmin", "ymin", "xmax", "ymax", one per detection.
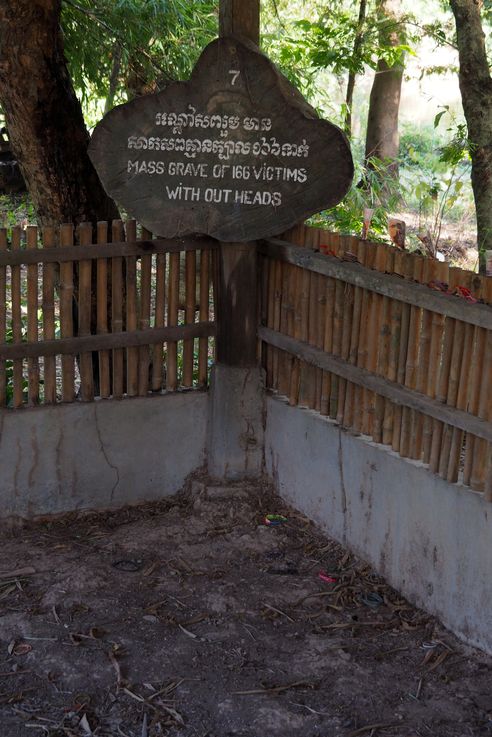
[{"xmin": 89, "ymin": 37, "xmax": 354, "ymax": 242}]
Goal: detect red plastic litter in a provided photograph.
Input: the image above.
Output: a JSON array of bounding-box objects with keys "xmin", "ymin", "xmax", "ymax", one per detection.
[{"xmin": 318, "ymin": 571, "xmax": 337, "ymax": 584}]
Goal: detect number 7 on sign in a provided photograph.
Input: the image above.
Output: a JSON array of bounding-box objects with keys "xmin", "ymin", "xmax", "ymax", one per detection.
[{"xmin": 229, "ymin": 70, "xmax": 240, "ymax": 85}]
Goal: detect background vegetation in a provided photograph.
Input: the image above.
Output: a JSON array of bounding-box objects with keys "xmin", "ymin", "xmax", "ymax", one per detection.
[{"xmin": 0, "ymin": 0, "xmax": 488, "ymax": 269}]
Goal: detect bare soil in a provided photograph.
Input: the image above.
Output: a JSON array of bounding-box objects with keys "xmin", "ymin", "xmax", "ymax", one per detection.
[{"xmin": 0, "ymin": 480, "xmax": 491, "ymax": 737}]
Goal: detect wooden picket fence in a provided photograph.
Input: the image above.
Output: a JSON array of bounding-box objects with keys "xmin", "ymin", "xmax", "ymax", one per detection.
[
  {"xmin": 0, "ymin": 220, "xmax": 216, "ymax": 407},
  {"xmin": 259, "ymin": 225, "xmax": 492, "ymax": 498}
]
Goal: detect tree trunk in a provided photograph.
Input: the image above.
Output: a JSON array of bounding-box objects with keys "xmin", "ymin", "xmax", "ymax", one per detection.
[
  {"xmin": 364, "ymin": 0, "xmax": 404, "ymax": 172},
  {"xmin": 450, "ymin": 0, "xmax": 492, "ymax": 272},
  {"xmin": 0, "ymin": 0, "xmax": 118, "ymax": 226},
  {"xmin": 344, "ymin": 0, "xmax": 367, "ymax": 137}
]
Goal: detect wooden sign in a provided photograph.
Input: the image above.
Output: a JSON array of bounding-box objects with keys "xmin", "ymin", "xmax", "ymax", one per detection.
[{"xmin": 89, "ymin": 37, "xmax": 354, "ymax": 242}]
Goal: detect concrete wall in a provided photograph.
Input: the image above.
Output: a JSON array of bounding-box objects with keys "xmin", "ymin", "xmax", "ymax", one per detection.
[
  {"xmin": 265, "ymin": 395, "xmax": 492, "ymax": 655},
  {"xmin": 0, "ymin": 392, "xmax": 208, "ymax": 520}
]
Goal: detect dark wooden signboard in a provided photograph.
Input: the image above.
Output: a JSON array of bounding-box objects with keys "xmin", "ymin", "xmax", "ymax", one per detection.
[{"xmin": 89, "ymin": 37, "xmax": 354, "ymax": 242}]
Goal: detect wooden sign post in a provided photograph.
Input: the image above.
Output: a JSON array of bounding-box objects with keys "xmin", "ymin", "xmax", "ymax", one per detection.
[{"xmin": 88, "ymin": 0, "xmax": 354, "ymax": 478}]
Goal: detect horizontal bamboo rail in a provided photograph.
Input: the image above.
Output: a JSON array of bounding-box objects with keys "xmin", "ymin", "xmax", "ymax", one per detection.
[
  {"xmin": 260, "ymin": 239, "xmax": 492, "ymax": 330},
  {"xmin": 0, "ymin": 236, "xmax": 218, "ymax": 266},
  {"xmin": 0, "ymin": 323, "xmax": 215, "ymax": 361},
  {"xmin": 260, "ymin": 326, "xmax": 492, "ymax": 444}
]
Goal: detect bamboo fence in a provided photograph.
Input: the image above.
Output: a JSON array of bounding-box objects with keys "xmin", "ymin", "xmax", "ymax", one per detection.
[
  {"xmin": 0, "ymin": 220, "xmax": 216, "ymax": 408},
  {"xmin": 260, "ymin": 225, "xmax": 492, "ymax": 499}
]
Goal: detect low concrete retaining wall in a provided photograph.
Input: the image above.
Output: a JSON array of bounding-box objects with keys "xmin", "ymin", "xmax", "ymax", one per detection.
[
  {"xmin": 265, "ymin": 395, "xmax": 492, "ymax": 654},
  {"xmin": 0, "ymin": 392, "xmax": 208, "ymax": 520}
]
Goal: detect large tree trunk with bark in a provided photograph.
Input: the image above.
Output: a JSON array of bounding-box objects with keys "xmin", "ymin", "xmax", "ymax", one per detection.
[
  {"xmin": 450, "ymin": 0, "xmax": 492, "ymax": 272},
  {"xmin": 0, "ymin": 0, "xmax": 117, "ymax": 226},
  {"xmin": 364, "ymin": 0, "xmax": 404, "ymax": 173}
]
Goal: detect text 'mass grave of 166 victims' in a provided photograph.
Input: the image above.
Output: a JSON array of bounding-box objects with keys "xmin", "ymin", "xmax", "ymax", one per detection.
[{"xmin": 89, "ymin": 37, "xmax": 354, "ymax": 242}]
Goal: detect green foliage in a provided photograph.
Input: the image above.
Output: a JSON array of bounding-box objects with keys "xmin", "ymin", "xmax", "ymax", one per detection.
[
  {"xmin": 310, "ymin": 156, "xmax": 404, "ymax": 241},
  {"xmin": 61, "ymin": 0, "xmax": 217, "ymax": 116}
]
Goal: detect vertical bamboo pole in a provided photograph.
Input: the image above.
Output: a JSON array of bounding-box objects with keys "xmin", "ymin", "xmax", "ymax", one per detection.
[
  {"xmin": 301, "ymin": 227, "xmax": 319, "ymax": 409},
  {"xmin": 315, "ymin": 268, "xmax": 327, "ymax": 413},
  {"xmin": 265, "ymin": 256, "xmax": 275, "ymax": 388},
  {"xmin": 111, "ymin": 220, "xmax": 124, "ymax": 399},
  {"xmin": 137, "ymin": 227, "xmax": 153, "ymax": 396},
  {"xmin": 336, "ymin": 236, "xmax": 356, "ymax": 425},
  {"xmin": 41, "ymin": 227, "xmax": 56, "ymax": 404},
  {"xmin": 10, "ymin": 227, "xmax": 24, "ymax": 407},
  {"xmin": 26, "ymin": 226, "xmax": 40, "ymax": 405},
  {"xmin": 353, "ymin": 240, "xmax": 372, "ymax": 433},
  {"xmin": 96, "ymin": 221, "xmax": 111, "ymax": 399},
  {"xmin": 328, "ymin": 235, "xmax": 344, "ymax": 419},
  {"xmin": 77, "ymin": 223, "xmax": 94, "ymax": 401},
  {"xmin": 381, "ymin": 250, "xmax": 403, "ymax": 445},
  {"xmin": 343, "ymin": 238, "xmax": 364, "ymax": 429},
  {"xmin": 277, "ymin": 260, "xmax": 292, "ymax": 397},
  {"xmin": 152, "ymin": 245, "xmax": 167, "ymax": 392},
  {"xmin": 410, "ymin": 258, "xmax": 438, "ymax": 460},
  {"xmin": 0, "ymin": 228, "xmax": 6, "ymax": 406},
  {"xmin": 59, "ymin": 224, "xmax": 75, "ymax": 403},
  {"xmin": 272, "ymin": 259, "xmax": 282, "ymax": 391},
  {"xmin": 362, "ymin": 243, "xmax": 385, "ymax": 437},
  {"xmin": 391, "ymin": 253, "xmax": 413, "ymax": 452},
  {"xmin": 125, "ymin": 219, "xmax": 138, "ymax": 397},
  {"xmin": 446, "ymin": 271, "xmax": 476, "ymax": 481},
  {"xmin": 399, "ymin": 256, "xmax": 424, "ymax": 458},
  {"xmin": 463, "ymin": 280, "xmax": 489, "ymax": 485},
  {"xmin": 287, "ymin": 264, "xmax": 301, "ymax": 406},
  {"xmin": 372, "ymin": 245, "xmax": 394, "ymax": 443},
  {"xmin": 167, "ymin": 250, "xmax": 180, "ymax": 391},
  {"xmin": 422, "ymin": 260, "xmax": 449, "ymax": 464},
  {"xmin": 183, "ymin": 248, "xmax": 197, "ymax": 388},
  {"xmin": 321, "ymin": 233, "xmax": 336, "ymax": 415},
  {"xmin": 429, "ymin": 268, "xmax": 460, "ymax": 473},
  {"xmin": 198, "ymin": 248, "xmax": 210, "ymax": 387},
  {"xmin": 470, "ymin": 279, "xmax": 492, "ymax": 491}
]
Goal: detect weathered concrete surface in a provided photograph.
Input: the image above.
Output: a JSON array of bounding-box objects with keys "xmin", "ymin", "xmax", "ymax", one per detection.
[
  {"xmin": 207, "ymin": 364, "xmax": 264, "ymax": 480},
  {"xmin": 0, "ymin": 392, "xmax": 208, "ymax": 519},
  {"xmin": 265, "ymin": 395, "xmax": 492, "ymax": 654}
]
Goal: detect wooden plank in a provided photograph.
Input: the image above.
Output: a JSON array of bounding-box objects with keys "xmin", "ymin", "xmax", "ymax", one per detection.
[
  {"xmin": 259, "ymin": 327, "xmax": 492, "ymax": 444},
  {"xmin": 42, "ymin": 227, "xmax": 57, "ymax": 404},
  {"xmin": 59, "ymin": 224, "xmax": 75, "ymax": 403},
  {"xmin": 77, "ymin": 223, "xmax": 95, "ymax": 401},
  {"xmin": 216, "ymin": 242, "xmax": 257, "ymax": 367},
  {"xmin": 96, "ymin": 221, "xmax": 111, "ymax": 399},
  {"xmin": 0, "ymin": 228, "xmax": 6, "ymax": 406},
  {"xmin": 0, "ymin": 322, "xmax": 215, "ymax": 361},
  {"xmin": 0, "ymin": 236, "xmax": 218, "ymax": 266},
  {"xmin": 260, "ymin": 239, "xmax": 492, "ymax": 330},
  {"xmin": 219, "ymin": 0, "xmax": 260, "ymax": 44}
]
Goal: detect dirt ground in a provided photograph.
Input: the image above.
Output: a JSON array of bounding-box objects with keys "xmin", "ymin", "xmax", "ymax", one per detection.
[{"xmin": 1, "ymin": 480, "xmax": 491, "ymax": 737}]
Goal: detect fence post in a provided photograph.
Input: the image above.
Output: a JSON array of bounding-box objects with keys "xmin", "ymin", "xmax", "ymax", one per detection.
[{"xmin": 208, "ymin": 1, "xmax": 265, "ymax": 480}]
